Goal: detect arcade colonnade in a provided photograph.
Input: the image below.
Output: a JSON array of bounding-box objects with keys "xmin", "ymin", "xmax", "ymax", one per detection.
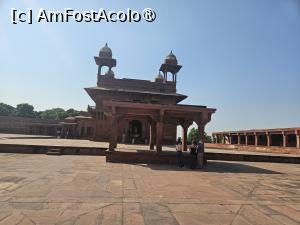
[
  {"xmin": 212, "ymin": 128, "xmax": 300, "ymax": 148},
  {"xmin": 103, "ymin": 100, "xmax": 216, "ymax": 152}
]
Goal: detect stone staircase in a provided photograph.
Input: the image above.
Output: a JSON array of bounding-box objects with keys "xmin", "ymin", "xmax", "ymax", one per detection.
[{"xmin": 46, "ymin": 148, "xmax": 63, "ymax": 155}]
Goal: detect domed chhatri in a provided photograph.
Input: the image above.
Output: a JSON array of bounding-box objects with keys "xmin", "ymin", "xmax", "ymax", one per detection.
[
  {"xmin": 164, "ymin": 50, "xmax": 178, "ymax": 65},
  {"xmin": 159, "ymin": 50, "xmax": 182, "ymax": 83},
  {"xmin": 99, "ymin": 43, "xmax": 112, "ymax": 59},
  {"xmin": 94, "ymin": 43, "xmax": 117, "ymax": 80}
]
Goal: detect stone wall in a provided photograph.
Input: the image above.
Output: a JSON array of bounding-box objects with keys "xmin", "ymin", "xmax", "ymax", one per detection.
[
  {"xmin": 98, "ymin": 76, "xmax": 176, "ymax": 93},
  {"xmin": 0, "ymin": 116, "xmax": 61, "ymax": 135}
]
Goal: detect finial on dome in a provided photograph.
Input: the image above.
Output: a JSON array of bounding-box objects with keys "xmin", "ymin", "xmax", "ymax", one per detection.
[
  {"xmin": 165, "ymin": 50, "xmax": 178, "ymax": 65},
  {"xmin": 99, "ymin": 43, "xmax": 112, "ymax": 59}
]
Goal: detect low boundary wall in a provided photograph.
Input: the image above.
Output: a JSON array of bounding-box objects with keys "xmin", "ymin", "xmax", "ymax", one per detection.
[{"xmin": 0, "ymin": 143, "xmax": 299, "ymax": 164}]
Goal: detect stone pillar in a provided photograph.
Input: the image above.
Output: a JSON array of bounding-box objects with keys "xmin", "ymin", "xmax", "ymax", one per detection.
[
  {"xmin": 221, "ymin": 134, "xmax": 225, "ymax": 144},
  {"xmin": 62, "ymin": 127, "xmax": 65, "ymax": 138},
  {"xmin": 237, "ymin": 133, "xmax": 241, "ymax": 145},
  {"xmin": 149, "ymin": 121, "xmax": 156, "ymax": 150},
  {"xmin": 245, "ymin": 134, "xmax": 248, "ymax": 145},
  {"xmin": 296, "ymin": 131, "xmax": 300, "ymax": 149},
  {"xmin": 254, "ymin": 133, "xmax": 258, "ymax": 146},
  {"xmin": 156, "ymin": 121, "xmax": 163, "ymax": 153},
  {"xmin": 109, "ymin": 126, "xmax": 118, "ymax": 151},
  {"xmin": 282, "ymin": 132, "xmax": 287, "ymax": 147},
  {"xmin": 198, "ymin": 125, "xmax": 205, "ymax": 143},
  {"xmin": 182, "ymin": 124, "xmax": 188, "ymax": 152},
  {"xmin": 109, "ymin": 113, "xmax": 118, "ymax": 151},
  {"xmin": 266, "ymin": 132, "xmax": 271, "ymax": 147},
  {"xmin": 229, "ymin": 135, "xmax": 232, "ymax": 144},
  {"xmin": 196, "ymin": 118, "xmax": 207, "ymax": 165}
]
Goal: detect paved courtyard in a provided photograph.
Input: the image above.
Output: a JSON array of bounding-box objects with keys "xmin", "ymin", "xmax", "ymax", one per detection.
[{"xmin": 0, "ymin": 154, "xmax": 299, "ymax": 225}]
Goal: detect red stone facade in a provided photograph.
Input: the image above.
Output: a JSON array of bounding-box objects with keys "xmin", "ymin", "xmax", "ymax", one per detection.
[
  {"xmin": 0, "ymin": 116, "xmax": 61, "ymax": 136},
  {"xmin": 85, "ymin": 44, "xmax": 216, "ymax": 151}
]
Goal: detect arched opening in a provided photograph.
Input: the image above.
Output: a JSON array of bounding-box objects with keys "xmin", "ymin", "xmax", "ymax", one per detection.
[
  {"xmin": 128, "ymin": 120, "xmax": 143, "ymax": 144},
  {"xmin": 257, "ymin": 134, "xmax": 267, "ymax": 146},
  {"xmin": 231, "ymin": 135, "xmax": 238, "ymax": 144},
  {"xmin": 247, "ymin": 135, "xmax": 255, "ymax": 145},
  {"xmin": 216, "ymin": 135, "xmax": 222, "ymax": 143},
  {"xmin": 187, "ymin": 123, "xmax": 196, "ymax": 145},
  {"xmin": 99, "ymin": 65, "xmax": 111, "ymax": 75},
  {"xmin": 271, "ymin": 134, "xmax": 283, "ymax": 146},
  {"xmin": 176, "ymin": 122, "xmax": 197, "ymax": 151},
  {"xmin": 240, "ymin": 135, "xmax": 246, "ymax": 144},
  {"xmin": 287, "ymin": 134, "xmax": 296, "ymax": 147},
  {"xmin": 164, "ymin": 72, "xmax": 176, "ymax": 82}
]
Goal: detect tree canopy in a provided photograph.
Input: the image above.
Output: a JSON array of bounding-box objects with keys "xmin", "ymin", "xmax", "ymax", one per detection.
[
  {"xmin": 40, "ymin": 108, "xmax": 66, "ymax": 120},
  {"xmin": 187, "ymin": 127, "xmax": 212, "ymax": 143},
  {"xmin": 14, "ymin": 103, "xmax": 35, "ymax": 117},
  {"xmin": 0, "ymin": 102, "xmax": 81, "ymax": 120},
  {"xmin": 0, "ymin": 103, "xmax": 15, "ymax": 116}
]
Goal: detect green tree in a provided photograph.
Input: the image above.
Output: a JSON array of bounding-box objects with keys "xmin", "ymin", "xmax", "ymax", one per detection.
[
  {"xmin": 34, "ymin": 111, "xmax": 43, "ymax": 118},
  {"xmin": 0, "ymin": 103, "xmax": 15, "ymax": 116},
  {"xmin": 0, "ymin": 103, "xmax": 83, "ymax": 120},
  {"xmin": 187, "ymin": 127, "xmax": 212, "ymax": 143},
  {"xmin": 14, "ymin": 103, "xmax": 35, "ymax": 117},
  {"xmin": 187, "ymin": 127, "xmax": 198, "ymax": 143},
  {"xmin": 66, "ymin": 108, "xmax": 81, "ymax": 117},
  {"xmin": 205, "ymin": 134, "xmax": 212, "ymax": 143},
  {"xmin": 41, "ymin": 108, "xmax": 67, "ymax": 120}
]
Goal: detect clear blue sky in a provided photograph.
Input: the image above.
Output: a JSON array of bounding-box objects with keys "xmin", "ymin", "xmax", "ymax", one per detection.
[{"xmin": 1, "ymin": 0, "xmax": 300, "ymax": 135}]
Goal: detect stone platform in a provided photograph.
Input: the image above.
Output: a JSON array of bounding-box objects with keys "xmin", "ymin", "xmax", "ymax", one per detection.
[{"xmin": 0, "ymin": 134, "xmax": 299, "ymax": 164}]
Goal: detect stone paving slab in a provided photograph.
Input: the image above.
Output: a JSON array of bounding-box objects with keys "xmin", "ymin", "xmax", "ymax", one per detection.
[{"xmin": 0, "ymin": 153, "xmax": 299, "ymax": 225}]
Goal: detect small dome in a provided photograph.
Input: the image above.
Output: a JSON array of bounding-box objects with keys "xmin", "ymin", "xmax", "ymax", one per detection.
[
  {"xmin": 99, "ymin": 43, "xmax": 112, "ymax": 58},
  {"xmin": 165, "ymin": 51, "xmax": 178, "ymax": 65},
  {"xmin": 156, "ymin": 72, "xmax": 164, "ymax": 80}
]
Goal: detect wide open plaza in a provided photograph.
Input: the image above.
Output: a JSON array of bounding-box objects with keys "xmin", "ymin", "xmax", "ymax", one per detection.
[{"xmin": 0, "ymin": 152, "xmax": 299, "ymax": 225}]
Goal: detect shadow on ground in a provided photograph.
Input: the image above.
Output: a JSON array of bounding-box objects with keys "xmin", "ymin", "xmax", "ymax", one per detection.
[{"xmin": 135, "ymin": 161, "xmax": 282, "ymax": 174}]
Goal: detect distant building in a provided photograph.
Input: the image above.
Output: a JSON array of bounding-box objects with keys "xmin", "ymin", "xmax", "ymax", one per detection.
[{"xmin": 212, "ymin": 128, "xmax": 300, "ymax": 149}]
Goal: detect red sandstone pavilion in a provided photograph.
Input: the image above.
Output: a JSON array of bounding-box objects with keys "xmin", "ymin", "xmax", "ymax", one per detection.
[{"xmin": 81, "ymin": 43, "xmax": 216, "ymax": 151}]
